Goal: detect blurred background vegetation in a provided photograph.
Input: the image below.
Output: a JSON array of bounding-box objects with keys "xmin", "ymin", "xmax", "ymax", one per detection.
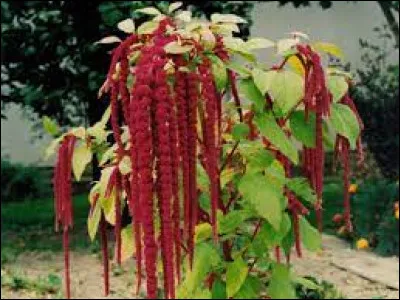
[{"xmin": 1, "ymin": 0, "xmax": 398, "ymax": 277}]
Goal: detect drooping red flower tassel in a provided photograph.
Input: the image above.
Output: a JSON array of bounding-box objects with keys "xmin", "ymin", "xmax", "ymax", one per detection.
[{"xmin": 53, "ymin": 135, "xmax": 77, "ymax": 299}]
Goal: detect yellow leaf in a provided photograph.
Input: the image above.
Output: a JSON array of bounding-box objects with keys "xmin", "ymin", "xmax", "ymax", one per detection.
[
  {"xmin": 121, "ymin": 226, "xmax": 135, "ymax": 262},
  {"xmin": 313, "ymin": 42, "xmax": 344, "ymax": 59},
  {"xmin": 89, "ymin": 182, "xmax": 101, "ymax": 205},
  {"xmin": 135, "ymin": 7, "xmax": 162, "ymax": 16},
  {"xmin": 117, "ymin": 18, "xmax": 135, "ymax": 34},
  {"xmin": 164, "ymin": 41, "xmax": 193, "ymax": 54},
  {"xmin": 95, "ymin": 36, "xmax": 121, "ymax": 45},
  {"xmin": 176, "ymin": 10, "xmax": 192, "ymax": 23},
  {"xmin": 168, "ymin": 2, "xmax": 183, "ymax": 14},
  {"xmin": 137, "ymin": 21, "xmax": 159, "ymax": 35},
  {"xmin": 220, "ymin": 168, "xmax": 235, "ymax": 188},
  {"xmin": 118, "ymin": 156, "xmax": 132, "ymax": 175},
  {"xmin": 88, "ymin": 199, "xmax": 101, "ymax": 241},
  {"xmin": 194, "ymin": 223, "xmax": 212, "ymax": 243},
  {"xmin": 211, "ymin": 13, "xmax": 247, "ymax": 24},
  {"xmin": 72, "ymin": 142, "xmax": 92, "ymax": 181},
  {"xmin": 69, "ymin": 126, "xmax": 86, "ymax": 140},
  {"xmin": 287, "ymin": 55, "xmax": 305, "ymax": 76}
]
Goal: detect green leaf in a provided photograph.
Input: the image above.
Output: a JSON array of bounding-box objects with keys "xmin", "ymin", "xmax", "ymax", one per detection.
[
  {"xmin": 177, "ymin": 243, "xmax": 220, "ymax": 298},
  {"xmin": 246, "ymin": 148, "xmax": 274, "ymax": 174},
  {"xmin": 42, "ymin": 116, "xmax": 60, "ymax": 136},
  {"xmin": 252, "ymin": 67, "xmax": 271, "ymax": 95},
  {"xmin": 87, "ymin": 199, "xmax": 101, "ymax": 241},
  {"xmin": 95, "ymin": 36, "xmax": 122, "ymax": 45},
  {"xmin": 232, "ymin": 123, "xmax": 250, "ymax": 141},
  {"xmin": 289, "ymin": 111, "xmax": 316, "ymax": 148},
  {"xmin": 226, "ymin": 257, "xmax": 248, "ymax": 298},
  {"xmin": 72, "ymin": 143, "xmax": 92, "ymax": 181},
  {"xmin": 226, "ymin": 62, "xmax": 251, "ymax": 78},
  {"xmin": 299, "ymin": 216, "xmax": 322, "ymax": 252},
  {"xmin": 327, "ymin": 75, "xmax": 348, "ymax": 102},
  {"xmin": 208, "ymin": 54, "xmax": 228, "ymax": 92},
  {"xmin": 286, "ymin": 177, "xmax": 317, "ymax": 204},
  {"xmin": 254, "ymin": 112, "xmax": 299, "ymax": 164},
  {"xmin": 239, "ymin": 172, "xmax": 282, "ymax": 230},
  {"xmin": 292, "ymin": 276, "xmax": 321, "ymax": 290},
  {"xmin": 257, "ymin": 213, "xmax": 291, "ymax": 248},
  {"xmin": 267, "ymin": 264, "xmax": 296, "ymax": 299},
  {"xmin": 212, "ymin": 279, "xmax": 226, "ymax": 299},
  {"xmin": 219, "ymin": 210, "xmax": 249, "ymax": 235},
  {"xmin": 164, "ymin": 41, "xmax": 193, "ymax": 54},
  {"xmin": 234, "ymin": 276, "xmax": 262, "ymax": 299},
  {"xmin": 259, "ymin": 70, "xmax": 304, "ymax": 115},
  {"xmin": 194, "ymin": 223, "xmax": 212, "ymax": 243},
  {"xmin": 330, "ymin": 103, "xmax": 361, "ymax": 149},
  {"xmin": 135, "ymin": 7, "xmax": 162, "ymax": 16},
  {"xmin": 238, "ymin": 79, "xmax": 265, "ymax": 112}
]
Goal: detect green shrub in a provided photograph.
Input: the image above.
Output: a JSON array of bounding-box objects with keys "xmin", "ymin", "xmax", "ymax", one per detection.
[
  {"xmin": 1, "ymin": 159, "xmax": 52, "ymax": 202},
  {"xmin": 351, "ymin": 180, "xmax": 399, "ymax": 256}
]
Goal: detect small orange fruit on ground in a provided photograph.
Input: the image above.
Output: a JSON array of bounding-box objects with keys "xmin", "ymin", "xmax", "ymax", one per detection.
[
  {"xmin": 332, "ymin": 213, "xmax": 343, "ymax": 224},
  {"xmin": 348, "ymin": 183, "xmax": 358, "ymax": 194},
  {"xmin": 356, "ymin": 238, "xmax": 369, "ymax": 250}
]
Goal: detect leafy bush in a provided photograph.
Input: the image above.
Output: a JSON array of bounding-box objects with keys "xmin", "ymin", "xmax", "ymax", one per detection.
[
  {"xmin": 352, "ymin": 26, "xmax": 399, "ymax": 179},
  {"xmin": 328, "ymin": 179, "xmax": 399, "ymax": 256},
  {"xmin": 351, "ymin": 180, "xmax": 399, "ymax": 256},
  {"xmin": 295, "ymin": 276, "xmax": 344, "ymax": 299},
  {"xmin": 1, "ymin": 159, "xmax": 51, "ymax": 202}
]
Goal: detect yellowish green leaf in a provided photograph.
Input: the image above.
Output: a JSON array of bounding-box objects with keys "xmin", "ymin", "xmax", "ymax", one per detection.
[{"xmin": 72, "ymin": 142, "xmax": 92, "ymax": 181}]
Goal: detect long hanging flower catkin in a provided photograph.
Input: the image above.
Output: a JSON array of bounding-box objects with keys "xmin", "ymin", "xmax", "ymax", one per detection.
[
  {"xmin": 53, "ymin": 134, "xmax": 77, "ymax": 299},
  {"xmin": 199, "ymin": 60, "xmax": 220, "ymax": 242}
]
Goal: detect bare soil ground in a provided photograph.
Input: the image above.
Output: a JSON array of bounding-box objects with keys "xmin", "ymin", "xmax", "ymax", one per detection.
[{"xmin": 1, "ymin": 235, "xmax": 399, "ymax": 299}]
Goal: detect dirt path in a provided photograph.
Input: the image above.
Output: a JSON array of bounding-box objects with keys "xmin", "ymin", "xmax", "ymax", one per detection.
[{"xmin": 1, "ymin": 235, "xmax": 399, "ymax": 299}]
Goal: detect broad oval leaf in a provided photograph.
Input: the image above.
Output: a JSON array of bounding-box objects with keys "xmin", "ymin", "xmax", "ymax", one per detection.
[
  {"xmin": 211, "ymin": 13, "xmax": 247, "ymax": 24},
  {"xmin": 238, "ymin": 78, "xmax": 265, "ymax": 112},
  {"xmin": 245, "ymin": 38, "xmax": 275, "ymax": 50},
  {"xmin": 176, "ymin": 10, "xmax": 192, "ymax": 23},
  {"xmin": 299, "ymin": 216, "xmax": 322, "ymax": 251},
  {"xmin": 289, "ymin": 110, "xmax": 316, "ymax": 148},
  {"xmin": 267, "ymin": 264, "xmax": 296, "ymax": 299},
  {"xmin": 194, "ymin": 223, "xmax": 212, "ymax": 243},
  {"xmin": 277, "ymin": 38, "xmax": 299, "ymax": 55},
  {"xmin": 121, "ymin": 226, "xmax": 135, "ymax": 262},
  {"xmin": 135, "ymin": 7, "xmax": 162, "ymax": 16},
  {"xmin": 87, "ymin": 199, "xmax": 101, "ymax": 241},
  {"xmin": 208, "ymin": 54, "xmax": 227, "ymax": 91},
  {"xmin": 95, "ymin": 36, "xmax": 122, "ymax": 45},
  {"xmin": 330, "ymin": 103, "xmax": 361, "ymax": 149},
  {"xmin": 168, "ymin": 2, "xmax": 183, "ymax": 13},
  {"xmin": 164, "ymin": 41, "xmax": 193, "ymax": 54},
  {"xmin": 254, "ymin": 112, "xmax": 299, "ymax": 164},
  {"xmin": 226, "ymin": 257, "xmax": 248, "ymax": 298},
  {"xmin": 313, "ymin": 41, "xmax": 344, "ymax": 59},
  {"xmin": 262, "ymin": 70, "xmax": 304, "ymax": 115},
  {"xmin": 286, "ymin": 177, "xmax": 317, "ymax": 204},
  {"xmin": 327, "ymin": 75, "xmax": 348, "ymax": 103},
  {"xmin": 117, "ymin": 18, "xmax": 135, "ymax": 33},
  {"xmin": 137, "ymin": 21, "xmax": 159, "ymax": 35},
  {"xmin": 238, "ymin": 172, "xmax": 282, "ymax": 230},
  {"xmin": 212, "ymin": 279, "xmax": 227, "ymax": 299},
  {"xmin": 72, "ymin": 143, "xmax": 92, "ymax": 181}
]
